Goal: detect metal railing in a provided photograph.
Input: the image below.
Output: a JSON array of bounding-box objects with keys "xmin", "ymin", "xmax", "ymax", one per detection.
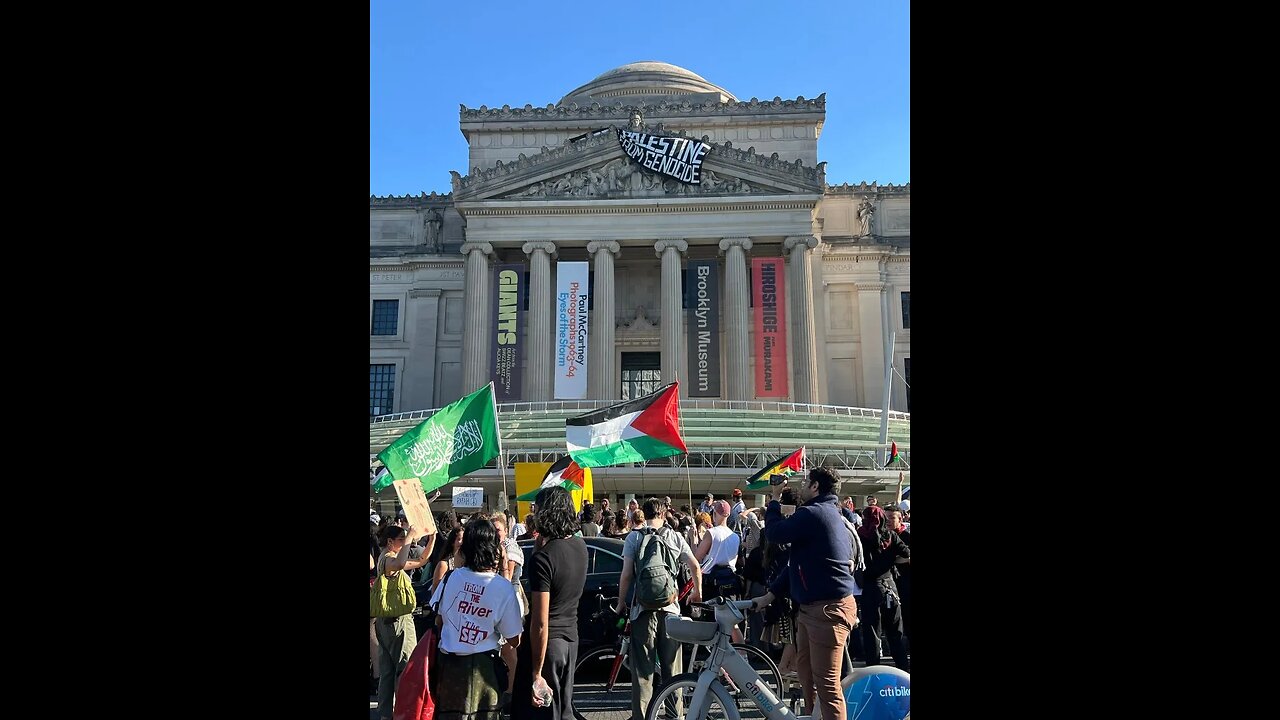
[{"xmin": 371, "ymin": 400, "xmax": 910, "ymax": 424}]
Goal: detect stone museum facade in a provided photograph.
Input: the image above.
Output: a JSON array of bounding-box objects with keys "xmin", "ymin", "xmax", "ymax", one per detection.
[{"xmin": 370, "ymin": 62, "xmax": 909, "ymax": 507}]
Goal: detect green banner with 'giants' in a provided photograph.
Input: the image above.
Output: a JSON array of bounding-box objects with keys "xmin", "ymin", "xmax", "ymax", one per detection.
[{"xmin": 491, "ymin": 263, "xmax": 525, "ymax": 401}]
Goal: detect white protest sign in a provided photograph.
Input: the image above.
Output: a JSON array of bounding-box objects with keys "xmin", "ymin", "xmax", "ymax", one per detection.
[{"xmin": 452, "ymin": 486, "xmax": 484, "ymax": 508}]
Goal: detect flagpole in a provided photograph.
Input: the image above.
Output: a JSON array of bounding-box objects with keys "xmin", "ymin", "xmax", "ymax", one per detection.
[
  {"xmin": 489, "ymin": 381, "xmax": 509, "ymax": 511},
  {"xmin": 878, "ymin": 331, "xmax": 896, "ymax": 468},
  {"xmin": 896, "ymin": 471, "xmax": 904, "ymax": 505}
]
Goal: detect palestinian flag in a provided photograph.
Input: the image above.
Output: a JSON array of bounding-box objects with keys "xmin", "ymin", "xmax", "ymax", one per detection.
[
  {"xmin": 516, "ymin": 456, "xmax": 587, "ymax": 500},
  {"xmin": 566, "ymin": 382, "xmax": 687, "ymax": 468},
  {"xmin": 886, "ymin": 441, "xmax": 899, "ymax": 467},
  {"xmin": 744, "ymin": 447, "xmax": 806, "ymax": 490}
]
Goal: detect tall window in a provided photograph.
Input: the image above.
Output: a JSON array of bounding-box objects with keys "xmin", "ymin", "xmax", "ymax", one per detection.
[
  {"xmin": 620, "ymin": 352, "xmax": 662, "ymax": 400},
  {"xmin": 370, "ymin": 364, "xmax": 395, "ymax": 416},
  {"xmin": 371, "ymin": 299, "xmax": 398, "ymax": 336},
  {"xmin": 901, "ymin": 292, "xmax": 910, "ymax": 329},
  {"xmin": 904, "ymin": 357, "xmax": 910, "ymax": 412}
]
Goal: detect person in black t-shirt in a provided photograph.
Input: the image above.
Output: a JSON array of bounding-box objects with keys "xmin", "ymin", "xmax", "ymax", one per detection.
[{"xmin": 524, "ymin": 486, "xmax": 587, "ymax": 720}]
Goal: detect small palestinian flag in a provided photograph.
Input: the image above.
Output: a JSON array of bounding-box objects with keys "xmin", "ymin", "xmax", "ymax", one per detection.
[
  {"xmin": 886, "ymin": 442, "xmax": 899, "ymax": 467},
  {"xmin": 371, "ymin": 466, "xmax": 389, "ymax": 488},
  {"xmin": 517, "ymin": 456, "xmax": 586, "ymax": 500},
  {"xmin": 745, "ymin": 448, "xmax": 806, "ymax": 490},
  {"xmin": 566, "ymin": 382, "xmax": 687, "ymax": 468}
]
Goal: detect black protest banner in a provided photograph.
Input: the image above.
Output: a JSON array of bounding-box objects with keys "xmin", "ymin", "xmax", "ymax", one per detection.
[{"xmin": 617, "ymin": 129, "xmax": 709, "ymax": 184}]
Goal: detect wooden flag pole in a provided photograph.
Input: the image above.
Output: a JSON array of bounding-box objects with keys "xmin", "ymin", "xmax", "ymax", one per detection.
[{"xmin": 489, "ymin": 381, "xmax": 510, "ymax": 511}]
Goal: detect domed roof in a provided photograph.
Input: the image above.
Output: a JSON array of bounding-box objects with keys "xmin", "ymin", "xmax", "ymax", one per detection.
[{"xmin": 559, "ymin": 61, "xmax": 736, "ymax": 106}]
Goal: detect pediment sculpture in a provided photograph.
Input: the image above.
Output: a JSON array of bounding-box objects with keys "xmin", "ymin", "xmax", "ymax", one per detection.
[{"xmin": 501, "ymin": 160, "xmax": 766, "ymax": 199}]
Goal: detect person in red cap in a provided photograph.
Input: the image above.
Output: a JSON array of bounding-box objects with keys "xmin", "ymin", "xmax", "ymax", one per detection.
[{"xmin": 728, "ymin": 487, "xmax": 746, "ymax": 532}]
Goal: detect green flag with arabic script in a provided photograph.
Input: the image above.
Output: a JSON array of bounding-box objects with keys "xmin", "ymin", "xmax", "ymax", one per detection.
[{"xmin": 373, "ymin": 383, "xmax": 501, "ymax": 494}]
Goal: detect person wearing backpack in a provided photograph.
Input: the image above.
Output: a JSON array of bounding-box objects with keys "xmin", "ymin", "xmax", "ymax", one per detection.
[{"xmin": 614, "ymin": 497, "xmax": 703, "ymax": 720}]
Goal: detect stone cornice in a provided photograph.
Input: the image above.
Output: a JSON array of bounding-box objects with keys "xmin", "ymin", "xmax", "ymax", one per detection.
[
  {"xmin": 587, "ymin": 240, "xmax": 621, "ymax": 257},
  {"xmin": 784, "ymin": 235, "xmax": 820, "ymax": 252},
  {"xmin": 522, "ymin": 241, "xmax": 557, "ymax": 257},
  {"xmin": 718, "ymin": 237, "xmax": 753, "ymax": 252},
  {"xmin": 451, "ymin": 123, "xmax": 823, "ymax": 197},
  {"xmin": 885, "ymin": 256, "xmax": 911, "ymax": 263},
  {"xmin": 459, "ymin": 198, "xmax": 820, "ymax": 217},
  {"xmin": 824, "ymin": 182, "xmax": 910, "ymax": 196},
  {"xmin": 460, "ymin": 241, "xmax": 494, "ymax": 257},
  {"xmin": 369, "ymin": 261, "xmax": 463, "ymax": 271},
  {"xmin": 409, "ymin": 288, "xmax": 443, "ymax": 298},
  {"xmin": 655, "ymin": 239, "xmax": 689, "ymax": 256},
  {"xmin": 459, "ymin": 94, "xmax": 826, "ymax": 123},
  {"xmin": 855, "ymin": 282, "xmax": 887, "ymax": 292},
  {"xmin": 369, "ymin": 192, "xmax": 452, "ymax": 208}
]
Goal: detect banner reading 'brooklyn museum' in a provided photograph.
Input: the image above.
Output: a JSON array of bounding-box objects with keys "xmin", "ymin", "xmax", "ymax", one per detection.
[
  {"xmin": 554, "ymin": 262, "xmax": 589, "ymax": 399},
  {"xmin": 752, "ymin": 257, "xmax": 789, "ymax": 397},
  {"xmin": 686, "ymin": 259, "xmax": 721, "ymax": 397},
  {"xmin": 490, "ymin": 263, "xmax": 526, "ymax": 401}
]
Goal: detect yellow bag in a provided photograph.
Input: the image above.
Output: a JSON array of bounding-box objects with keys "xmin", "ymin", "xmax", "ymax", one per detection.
[{"xmin": 370, "ymin": 563, "xmax": 417, "ymax": 618}]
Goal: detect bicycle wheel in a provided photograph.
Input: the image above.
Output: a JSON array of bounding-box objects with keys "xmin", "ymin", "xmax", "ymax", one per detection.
[
  {"xmin": 683, "ymin": 644, "xmax": 781, "ymax": 720},
  {"xmin": 645, "ymin": 673, "xmax": 736, "ymax": 720},
  {"xmin": 573, "ymin": 644, "xmax": 632, "ymax": 720}
]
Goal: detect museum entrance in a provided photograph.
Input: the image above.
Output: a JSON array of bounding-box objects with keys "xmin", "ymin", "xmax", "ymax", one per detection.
[{"xmin": 620, "ymin": 352, "xmax": 661, "ymax": 399}]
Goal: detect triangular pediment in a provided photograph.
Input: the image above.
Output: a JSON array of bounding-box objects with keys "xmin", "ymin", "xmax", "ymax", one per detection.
[{"xmin": 450, "ymin": 123, "xmax": 824, "ymax": 202}]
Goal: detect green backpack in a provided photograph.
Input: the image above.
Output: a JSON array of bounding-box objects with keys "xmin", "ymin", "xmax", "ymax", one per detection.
[{"xmin": 633, "ymin": 527, "xmax": 680, "ymax": 610}]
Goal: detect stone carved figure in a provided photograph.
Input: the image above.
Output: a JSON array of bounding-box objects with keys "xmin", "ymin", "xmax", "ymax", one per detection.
[
  {"xmin": 424, "ymin": 208, "xmax": 444, "ymax": 251},
  {"xmin": 628, "ymin": 110, "xmax": 644, "ymax": 131},
  {"xmin": 857, "ymin": 197, "xmax": 876, "ymax": 237}
]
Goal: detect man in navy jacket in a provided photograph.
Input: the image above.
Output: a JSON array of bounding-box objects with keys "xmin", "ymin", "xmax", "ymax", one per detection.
[{"xmin": 756, "ymin": 467, "xmax": 860, "ymax": 720}]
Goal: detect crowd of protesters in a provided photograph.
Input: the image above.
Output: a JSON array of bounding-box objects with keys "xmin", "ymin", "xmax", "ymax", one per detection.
[{"xmin": 369, "ymin": 469, "xmax": 911, "ymax": 720}]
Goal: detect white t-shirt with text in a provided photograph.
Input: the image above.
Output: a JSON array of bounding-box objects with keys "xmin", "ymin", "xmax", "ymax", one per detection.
[{"xmin": 429, "ymin": 567, "xmax": 523, "ymax": 655}]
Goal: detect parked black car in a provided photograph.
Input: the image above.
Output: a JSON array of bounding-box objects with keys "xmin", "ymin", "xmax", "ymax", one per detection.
[
  {"xmin": 411, "ymin": 535, "xmax": 627, "ymax": 648},
  {"xmin": 517, "ymin": 535, "xmax": 626, "ymax": 648}
]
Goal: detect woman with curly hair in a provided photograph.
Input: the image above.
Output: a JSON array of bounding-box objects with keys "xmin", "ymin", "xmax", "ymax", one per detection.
[
  {"xmin": 428, "ymin": 516, "xmax": 523, "ymax": 720},
  {"xmin": 511, "ymin": 486, "xmax": 587, "ymax": 717}
]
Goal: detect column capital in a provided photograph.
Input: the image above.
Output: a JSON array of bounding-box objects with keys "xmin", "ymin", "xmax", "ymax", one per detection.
[
  {"xmin": 855, "ymin": 281, "xmax": 887, "ymax": 292},
  {"xmin": 783, "ymin": 235, "xmax": 820, "ymax": 253},
  {"xmin": 522, "ymin": 241, "xmax": 557, "ymax": 256},
  {"xmin": 587, "ymin": 240, "xmax": 621, "ymax": 257},
  {"xmin": 654, "ymin": 238, "xmax": 688, "ymax": 257},
  {"xmin": 718, "ymin": 237, "xmax": 753, "ymax": 253},
  {"xmin": 460, "ymin": 241, "xmax": 494, "ymax": 257}
]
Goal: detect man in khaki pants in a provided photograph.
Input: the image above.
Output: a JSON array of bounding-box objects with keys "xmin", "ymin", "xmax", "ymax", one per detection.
[{"xmin": 759, "ymin": 468, "xmax": 859, "ymax": 720}]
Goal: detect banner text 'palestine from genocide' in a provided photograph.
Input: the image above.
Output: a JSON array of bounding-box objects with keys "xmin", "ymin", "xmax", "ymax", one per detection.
[{"xmin": 617, "ymin": 129, "xmax": 709, "ymax": 184}]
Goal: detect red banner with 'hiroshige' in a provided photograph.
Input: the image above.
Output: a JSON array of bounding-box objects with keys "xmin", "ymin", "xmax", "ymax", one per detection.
[{"xmin": 752, "ymin": 257, "xmax": 788, "ymax": 397}]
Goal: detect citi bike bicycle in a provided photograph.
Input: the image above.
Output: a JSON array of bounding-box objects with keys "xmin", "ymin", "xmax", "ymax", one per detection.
[
  {"xmin": 645, "ymin": 597, "xmax": 910, "ymax": 720},
  {"xmin": 573, "ymin": 580, "xmax": 783, "ymax": 720}
]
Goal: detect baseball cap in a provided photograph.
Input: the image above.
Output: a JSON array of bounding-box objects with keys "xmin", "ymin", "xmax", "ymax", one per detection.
[
  {"xmin": 712, "ymin": 500, "xmax": 731, "ymax": 516},
  {"xmin": 732, "ymin": 488, "xmax": 743, "ymax": 497}
]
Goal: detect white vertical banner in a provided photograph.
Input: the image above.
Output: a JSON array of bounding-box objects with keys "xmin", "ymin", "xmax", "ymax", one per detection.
[{"xmin": 554, "ymin": 261, "xmax": 590, "ymax": 399}]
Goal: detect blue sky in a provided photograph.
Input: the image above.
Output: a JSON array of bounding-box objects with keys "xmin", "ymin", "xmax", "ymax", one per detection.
[{"xmin": 371, "ymin": 1, "xmax": 909, "ymax": 197}]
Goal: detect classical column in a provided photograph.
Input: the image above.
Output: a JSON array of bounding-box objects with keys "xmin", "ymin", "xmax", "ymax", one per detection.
[
  {"xmin": 654, "ymin": 239, "xmax": 688, "ymax": 389},
  {"xmin": 523, "ymin": 241, "xmax": 557, "ymax": 401},
  {"xmin": 784, "ymin": 235, "xmax": 820, "ymax": 404},
  {"xmin": 588, "ymin": 240, "xmax": 621, "ymax": 400},
  {"xmin": 404, "ymin": 287, "xmax": 442, "ymax": 409},
  {"xmin": 856, "ymin": 280, "xmax": 887, "ymax": 409},
  {"xmin": 460, "ymin": 241, "xmax": 494, "ymax": 393},
  {"xmin": 719, "ymin": 237, "xmax": 753, "ymax": 401}
]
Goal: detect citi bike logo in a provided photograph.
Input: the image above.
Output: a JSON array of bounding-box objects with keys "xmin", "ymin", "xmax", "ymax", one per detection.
[
  {"xmin": 879, "ymin": 686, "xmax": 910, "ymax": 697},
  {"xmin": 745, "ymin": 681, "xmax": 775, "ymax": 712}
]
